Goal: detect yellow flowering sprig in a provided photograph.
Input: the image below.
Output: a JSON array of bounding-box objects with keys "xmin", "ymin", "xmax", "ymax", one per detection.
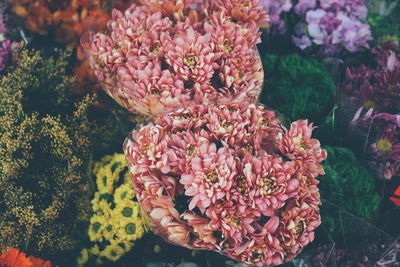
[
  {"xmin": 77, "ymin": 154, "xmax": 146, "ymax": 266},
  {"xmin": 0, "ymin": 47, "xmax": 93, "ymax": 258}
]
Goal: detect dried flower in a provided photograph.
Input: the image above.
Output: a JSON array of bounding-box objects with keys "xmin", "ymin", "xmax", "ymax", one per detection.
[{"xmin": 124, "ymin": 102, "xmax": 326, "ymax": 266}]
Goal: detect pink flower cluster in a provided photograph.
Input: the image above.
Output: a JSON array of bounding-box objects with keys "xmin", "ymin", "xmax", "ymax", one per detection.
[
  {"xmin": 83, "ymin": 0, "xmax": 267, "ymax": 118},
  {"xmin": 262, "ymin": 0, "xmax": 372, "ymax": 55},
  {"xmin": 345, "ymin": 42, "xmax": 400, "ymax": 180},
  {"xmin": 124, "ymin": 102, "xmax": 326, "ymax": 266}
]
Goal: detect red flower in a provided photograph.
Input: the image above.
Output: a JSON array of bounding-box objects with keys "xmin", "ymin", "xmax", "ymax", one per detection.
[{"xmin": 390, "ymin": 186, "xmax": 400, "ymax": 206}]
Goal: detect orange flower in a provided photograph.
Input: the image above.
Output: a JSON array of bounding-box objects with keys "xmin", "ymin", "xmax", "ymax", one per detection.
[
  {"xmin": 28, "ymin": 256, "xmax": 54, "ymax": 267},
  {"xmin": 0, "ymin": 248, "xmax": 32, "ymax": 267},
  {"xmin": 0, "ymin": 248, "xmax": 57, "ymax": 267}
]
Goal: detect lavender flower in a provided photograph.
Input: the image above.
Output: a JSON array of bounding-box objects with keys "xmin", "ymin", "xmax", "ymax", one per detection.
[
  {"xmin": 261, "ymin": 0, "xmax": 292, "ymax": 34},
  {"xmin": 264, "ymin": 0, "xmax": 372, "ymax": 55}
]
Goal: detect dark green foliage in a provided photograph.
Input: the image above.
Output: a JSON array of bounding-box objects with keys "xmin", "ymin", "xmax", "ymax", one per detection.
[
  {"xmin": 89, "ymin": 94, "xmax": 140, "ymax": 159},
  {"xmin": 260, "ymin": 53, "xmax": 336, "ymax": 123},
  {"xmin": 367, "ymin": 0, "xmax": 400, "ymax": 44},
  {"xmin": 0, "ymin": 47, "xmax": 92, "ymax": 258},
  {"xmin": 318, "ymin": 146, "xmax": 381, "ymax": 241}
]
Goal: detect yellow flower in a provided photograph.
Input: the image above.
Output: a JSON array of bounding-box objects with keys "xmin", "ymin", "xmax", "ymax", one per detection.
[
  {"xmin": 102, "ymin": 218, "xmax": 117, "ymax": 241},
  {"xmin": 99, "ymin": 199, "xmax": 113, "ymax": 218},
  {"xmin": 95, "ymin": 167, "xmax": 114, "ymax": 194},
  {"xmin": 90, "ymin": 244, "xmax": 101, "ymax": 256},
  {"xmin": 91, "ymin": 192, "xmax": 101, "ymax": 212},
  {"xmin": 100, "ymin": 243, "xmax": 124, "ymax": 262},
  {"xmin": 123, "ymin": 168, "xmax": 132, "ymax": 184},
  {"xmin": 114, "ymin": 184, "xmax": 134, "ymax": 205},
  {"xmin": 108, "ymin": 154, "xmax": 126, "ymax": 174},
  {"xmin": 76, "ymin": 248, "xmax": 89, "ymax": 266},
  {"xmin": 377, "ymin": 139, "xmax": 393, "ymax": 152},
  {"xmin": 88, "ymin": 215, "xmax": 106, "ymax": 242},
  {"xmin": 93, "ymin": 155, "xmax": 113, "ymax": 174},
  {"xmin": 113, "ymin": 200, "xmax": 140, "ymax": 220},
  {"xmin": 117, "ymin": 218, "xmax": 145, "ymax": 242}
]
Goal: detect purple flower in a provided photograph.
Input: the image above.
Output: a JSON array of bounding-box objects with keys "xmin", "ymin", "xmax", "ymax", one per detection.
[
  {"xmin": 0, "ymin": 39, "xmax": 12, "ymax": 72},
  {"xmin": 265, "ymin": 0, "xmax": 372, "ymax": 55},
  {"xmin": 294, "ymin": 0, "xmax": 317, "ymax": 15},
  {"xmin": 368, "ymin": 113, "xmax": 400, "ymax": 179},
  {"xmin": 292, "ymin": 35, "xmax": 312, "ymax": 49},
  {"xmin": 344, "ymin": 43, "xmax": 400, "ymax": 179},
  {"xmin": 261, "ymin": 0, "xmax": 293, "ymax": 34}
]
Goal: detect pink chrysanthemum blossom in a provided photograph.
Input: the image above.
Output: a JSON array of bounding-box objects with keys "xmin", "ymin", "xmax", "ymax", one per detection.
[
  {"xmin": 139, "ymin": 0, "xmax": 197, "ymax": 21},
  {"xmin": 164, "ymin": 28, "xmax": 221, "ymax": 83},
  {"xmin": 124, "ymin": 102, "xmax": 326, "ymax": 266},
  {"xmin": 181, "ymin": 145, "xmax": 237, "ymax": 212},
  {"xmin": 279, "ymin": 120, "xmax": 327, "ymax": 177},
  {"xmin": 84, "ymin": 2, "xmax": 265, "ymax": 118},
  {"xmin": 242, "ymin": 156, "xmax": 299, "ymax": 214},
  {"xmin": 277, "ymin": 198, "xmax": 321, "ymax": 260},
  {"xmin": 207, "ymin": 0, "xmax": 269, "ymax": 28}
]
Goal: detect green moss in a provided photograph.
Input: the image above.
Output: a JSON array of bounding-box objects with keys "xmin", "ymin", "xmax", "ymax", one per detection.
[
  {"xmin": 260, "ymin": 53, "xmax": 336, "ymax": 123},
  {"xmin": 319, "ymin": 146, "xmax": 381, "ymax": 240}
]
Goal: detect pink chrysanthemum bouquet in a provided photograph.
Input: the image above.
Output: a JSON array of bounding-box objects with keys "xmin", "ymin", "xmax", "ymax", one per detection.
[
  {"xmin": 83, "ymin": 0, "xmax": 267, "ymax": 118},
  {"xmin": 124, "ymin": 102, "xmax": 326, "ymax": 266}
]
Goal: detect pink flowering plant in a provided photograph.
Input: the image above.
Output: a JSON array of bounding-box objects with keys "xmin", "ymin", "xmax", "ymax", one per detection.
[
  {"xmin": 262, "ymin": 0, "xmax": 372, "ymax": 55},
  {"xmin": 345, "ymin": 42, "xmax": 400, "ymax": 179},
  {"xmin": 124, "ymin": 102, "xmax": 326, "ymax": 266},
  {"xmin": 83, "ymin": 0, "xmax": 267, "ymax": 118}
]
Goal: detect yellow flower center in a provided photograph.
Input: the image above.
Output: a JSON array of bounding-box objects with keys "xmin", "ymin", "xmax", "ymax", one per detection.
[
  {"xmin": 377, "ymin": 139, "xmax": 393, "ymax": 152},
  {"xmin": 184, "ymin": 53, "xmax": 197, "ymax": 67},
  {"xmin": 294, "ymin": 136, "xmax": 310, "ymax": 151},
  {"xmin": 257, "ymin": 176, "xmax": 277, "ymax": 196},
  {"xmin": 186, "ymin": 143, "xmax": 199, "ymax": 158},
  {"xmin": 252, "ymin": 248, "xmax": 263, "ymax": 260},
  {"xmin": 362, "ymin": 100, "xmax": 375, "ymax": 109},
  {"xmin": 388, "ymin": 84, "xmax": 397, "ymax": 92},
  {"xmin": 222, "ymin": 121, "xmax": 234, "ymax": 131},
  {"xmin": 144, "ymin": 142, "xmax": 156, "ymax": 156},
  {"xmin": 236, "ymin": 176, "xmax": 247, "ymax": 193},
  {"xmin": 206, "ymin": 170, "xmax": 218, "ymax": 183},
  {"xmin": 242, "ymin": 144, "xmax": 254, "ymax": 155},
  {"xmin": 223, "ymin": 40, "xmax": 234, "ymax": 53},
  {"xmin": 295, "ymin": 219, "xmax": 306, "ymax": 237},
  {"xmin": 301, "ymin": 175, "xmax": 311, "ymax": 186},
  {"xmin": 229, "ymin": 215, "xmax": 242, "ymax": 228}
]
